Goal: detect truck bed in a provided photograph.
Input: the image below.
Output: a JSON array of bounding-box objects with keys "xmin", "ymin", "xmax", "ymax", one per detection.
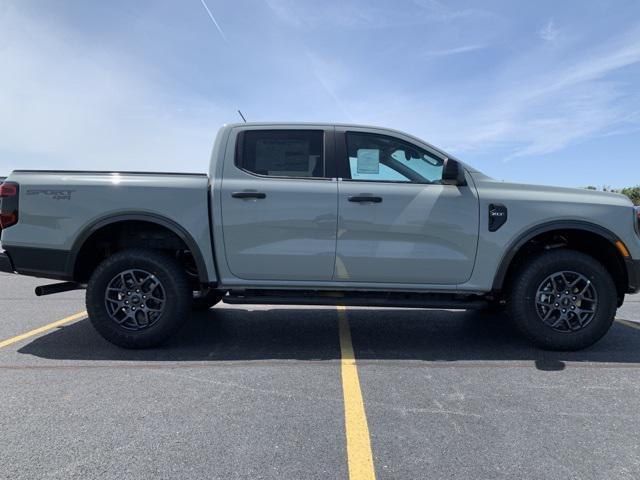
[{"xmin": 0, "ymin": 170, "xmax": 216, "ymax": 283}]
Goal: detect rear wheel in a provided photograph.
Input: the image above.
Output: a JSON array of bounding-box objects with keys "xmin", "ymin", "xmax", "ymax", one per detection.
[
  {"xmin": 508, "ymin": 250, "xmax": 617, "ymax": 351},
  {"xmin": 86, "ymin": 249, "xmax": 191, "ymax": 348}
]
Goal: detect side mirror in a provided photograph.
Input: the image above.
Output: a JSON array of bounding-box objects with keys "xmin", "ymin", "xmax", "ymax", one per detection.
[{"xmin": 442, "ymin": 158, "xmax": 467, "ymax": 186}]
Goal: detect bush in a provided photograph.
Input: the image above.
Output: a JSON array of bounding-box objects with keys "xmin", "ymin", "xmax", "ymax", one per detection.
[{"xmin": 619, "ymin": 186, "xmax": 640, "ymax": 206}]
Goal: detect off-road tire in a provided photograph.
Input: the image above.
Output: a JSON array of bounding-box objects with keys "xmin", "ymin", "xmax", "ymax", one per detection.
[
  {"xmin": 86, "ymin": 249, "xmax": 191, "ymax": 348},
  {"xmin": 508, "ymin": 249, "xmax": 617, "ymax": 351}
]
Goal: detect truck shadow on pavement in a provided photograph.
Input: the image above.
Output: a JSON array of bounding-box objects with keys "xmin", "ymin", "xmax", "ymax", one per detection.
[{"xmin": 17, "ymin": 306, "xmax": 640, "ymax": 369}]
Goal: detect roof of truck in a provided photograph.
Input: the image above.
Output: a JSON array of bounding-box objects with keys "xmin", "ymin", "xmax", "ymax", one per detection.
[
  {"xmin": 220, "ymin": 122, "xmax": 460, "ymax": 162},
  {"xmin": 223, "ymin": 121, "xmax": 425, "ymax": 136}
]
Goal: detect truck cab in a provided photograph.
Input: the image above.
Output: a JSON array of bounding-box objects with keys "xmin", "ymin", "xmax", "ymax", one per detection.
[{"xmin": 212, "ymin": 124, "xmax": 477, "ymax": 287}]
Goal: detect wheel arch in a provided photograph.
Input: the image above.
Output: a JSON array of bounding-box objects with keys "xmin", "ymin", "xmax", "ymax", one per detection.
[
  {"xmin": 70, "ymin": 212, "xmax": 210, "ymax": 283},
  {"xmin": 492, "ymin": 220, "xmax": 629, "ymax": 301}
]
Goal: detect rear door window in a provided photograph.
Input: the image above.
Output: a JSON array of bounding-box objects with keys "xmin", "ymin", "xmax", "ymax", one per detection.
[{"xmin": 237, "ymin": 130, "xmax": 325, "ymax": 178}]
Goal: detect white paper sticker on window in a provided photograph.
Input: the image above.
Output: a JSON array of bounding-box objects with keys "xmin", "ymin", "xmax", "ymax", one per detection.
[{"xmin": 356, "ymin": 149, "xmax": 380, "ymax": 174}]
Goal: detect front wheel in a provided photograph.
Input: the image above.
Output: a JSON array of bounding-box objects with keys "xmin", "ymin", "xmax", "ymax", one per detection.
[
  {"xmin": 86, "ymin": 249, "xmax": 191, "ymax": 349},
  {"xmin": 508, "ymin": 250, "xmax": 617, "ymax": 351}
]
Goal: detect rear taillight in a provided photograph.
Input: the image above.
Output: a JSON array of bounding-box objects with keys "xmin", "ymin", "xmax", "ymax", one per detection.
[
  {"xmin": 0, "ymin": 181, "xmax": 19, "ymax": 229},
  {"xmin": 0, "ymin": 183, "xmax": 17, "ymax": 197},
  {"xmin": 635, "ymin": 206, "xmax": 640, "ymax": 236}
]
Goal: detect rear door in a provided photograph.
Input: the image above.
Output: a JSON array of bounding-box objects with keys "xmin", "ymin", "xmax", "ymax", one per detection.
[
  {"xmin": 220, "ymin": 127, "xmax": 338, "ymax": 281},
  {"xmin": 334, "ymin": 127, "xmax": 479, "ymax": 285}
]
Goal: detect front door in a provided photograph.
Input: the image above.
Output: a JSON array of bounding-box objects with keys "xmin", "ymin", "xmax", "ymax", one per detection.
[
  {"xmin": 334, "ymin": 128, "xmax": 479, "ymax": 285},
  {"xmin": 220, "ymin": 128, "xmax": 338, "ymax": 281}
]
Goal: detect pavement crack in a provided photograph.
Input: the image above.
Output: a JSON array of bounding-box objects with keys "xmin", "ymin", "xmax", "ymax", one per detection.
[{"xmin": 151, "ymin": 369, "xmax": 344, "ymax": 406}]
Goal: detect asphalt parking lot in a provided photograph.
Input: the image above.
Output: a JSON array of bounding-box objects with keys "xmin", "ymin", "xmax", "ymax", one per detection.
[{"xmin": 2, "ymin": 272, "xmax": 640, "ymax": 480}]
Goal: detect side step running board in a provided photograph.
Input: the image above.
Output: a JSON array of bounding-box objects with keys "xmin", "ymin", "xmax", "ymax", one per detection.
[{"xmin": 223, "ymin": 290, "xmax": 489, "ymax": 310}]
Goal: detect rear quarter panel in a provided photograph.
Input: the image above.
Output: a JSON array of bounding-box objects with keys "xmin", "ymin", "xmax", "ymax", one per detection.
[{"xmin": 0, "ymin": 171, "xmax": 216, "ymax": 282}]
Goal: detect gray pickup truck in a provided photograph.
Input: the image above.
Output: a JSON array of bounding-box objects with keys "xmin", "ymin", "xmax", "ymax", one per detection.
[{"xmin": 1, "ymin": 123, "xmax": 639, "ymax": 350}]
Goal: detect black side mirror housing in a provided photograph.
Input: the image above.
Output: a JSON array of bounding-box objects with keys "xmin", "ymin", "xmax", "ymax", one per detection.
[{"xmin": 442, "ymin": 158, "xmax": 467, "ymax": 186}]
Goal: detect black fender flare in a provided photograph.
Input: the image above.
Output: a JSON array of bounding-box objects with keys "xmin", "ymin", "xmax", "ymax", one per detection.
[
  {"xmin": 492, "ymin": 220, "xmax": 625, "ymax": 291},
  {"xmin": 69, "ymin": 212, "xmax": 210, "ymax": 283}
]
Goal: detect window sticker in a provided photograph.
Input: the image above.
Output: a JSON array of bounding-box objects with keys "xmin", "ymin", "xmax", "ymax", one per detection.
[
  {"xmin": 255, "ymin": 139, "xmax": 310, "ymax": 174},
  {"xmin": 356, "ymin": 149, "xmax": 380, "ymax": 174}
]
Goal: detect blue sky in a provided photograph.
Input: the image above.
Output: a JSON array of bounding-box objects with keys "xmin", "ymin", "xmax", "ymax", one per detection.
[{"xmin": 1, "ymin": 0, "xmax": 639, "ymax": 188}]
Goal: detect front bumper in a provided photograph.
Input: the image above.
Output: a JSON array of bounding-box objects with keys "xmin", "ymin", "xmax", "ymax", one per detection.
[
  {"xmin": 0, "ymin": 252, "xmax": 14, "ymax": 274},
  {"xmin": 626, "ymin": 258, "xmax": 640, "ymax": 294}
]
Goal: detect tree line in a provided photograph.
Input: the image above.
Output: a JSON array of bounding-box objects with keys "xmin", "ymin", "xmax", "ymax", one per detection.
[{"xmin": 585, "ymin": 185, "xmax": 640, "ymax": 205}]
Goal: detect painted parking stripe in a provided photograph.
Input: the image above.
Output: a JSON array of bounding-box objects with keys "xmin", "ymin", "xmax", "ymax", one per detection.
[
  {"xmin": 337, "ymin": 306, "xmax": 376, "ymax": 480},
  {"xmin": 0, "ymin": 311, "xmax": 87, "ymax": 349},
  {"xmin": 616, "ymin": 318, "xmax": 640, "ymax": 330}
]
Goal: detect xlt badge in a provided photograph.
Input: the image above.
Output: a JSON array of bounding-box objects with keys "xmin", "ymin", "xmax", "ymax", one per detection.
[{"xmin": 489, "ymin": 203, "xmax": 508, "ymax": 232}]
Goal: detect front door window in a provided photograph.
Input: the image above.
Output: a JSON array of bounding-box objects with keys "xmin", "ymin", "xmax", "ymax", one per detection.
[{"xmin": 345, "ymin": 132, "xmax": 445, "ymax": 183}]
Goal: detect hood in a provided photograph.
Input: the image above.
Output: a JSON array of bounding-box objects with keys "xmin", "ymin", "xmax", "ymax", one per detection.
[{"xmin": 470, "ymin": 174, "xmax": 633, "ymax": 208}]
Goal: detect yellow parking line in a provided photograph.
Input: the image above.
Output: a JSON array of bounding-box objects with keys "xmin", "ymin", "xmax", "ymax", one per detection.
[
  {"xmin": 616, "ymin": 318, "xmax": 640, "ymax": 330},
  {"xmin": 337, "ymin": 306, "xmax": 376, "ymax": 480},
  {"xmin": 0, "ymin": 311, "xmax": 87, "ymax": 349}
]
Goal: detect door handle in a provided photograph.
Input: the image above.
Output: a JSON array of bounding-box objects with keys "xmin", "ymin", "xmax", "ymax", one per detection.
[
  {"xmin": 348, "ymin": 195, "xmax": 382, "ymax": 203},
  {"xmin": 231, "ymin": 191, "xmax": 266, "ymax": 199}
]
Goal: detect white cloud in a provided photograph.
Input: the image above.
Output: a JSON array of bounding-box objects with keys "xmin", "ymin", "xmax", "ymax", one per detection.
[
  {"xmin": 539, "ymin": 20, "xmax": 559, "ymax": 42},
  {"xmin": 423, "ymin": 44, "xmax": 488, "ymax": 58},
  {"xmin": 265, "ymin": 0, "xmax": 493, "ymax": 29},
  {"xmin": 411, "ymin": 0, "xmax": 482, "ymax": 23},
  {"xmin": 0, "ymin": 4, "xmax": 230, "ymax": 174},
  {"xmin": 336, "ymin": 25, "xmax": 640, "ymax": 161},
  {"xmin": 483, "ymin": 28, "xmax": 640, "ymax": 158}
]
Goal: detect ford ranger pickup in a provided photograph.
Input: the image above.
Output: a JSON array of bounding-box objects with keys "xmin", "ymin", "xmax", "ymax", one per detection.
[{"xmin": 1, "ymin": 123, "xmax": 639, "ymax": 350}]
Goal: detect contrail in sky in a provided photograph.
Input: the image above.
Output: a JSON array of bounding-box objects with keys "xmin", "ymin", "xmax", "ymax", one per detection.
[{"xmin": 199, "ymin": 0, "xmax": 228, "ymax": 42}]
